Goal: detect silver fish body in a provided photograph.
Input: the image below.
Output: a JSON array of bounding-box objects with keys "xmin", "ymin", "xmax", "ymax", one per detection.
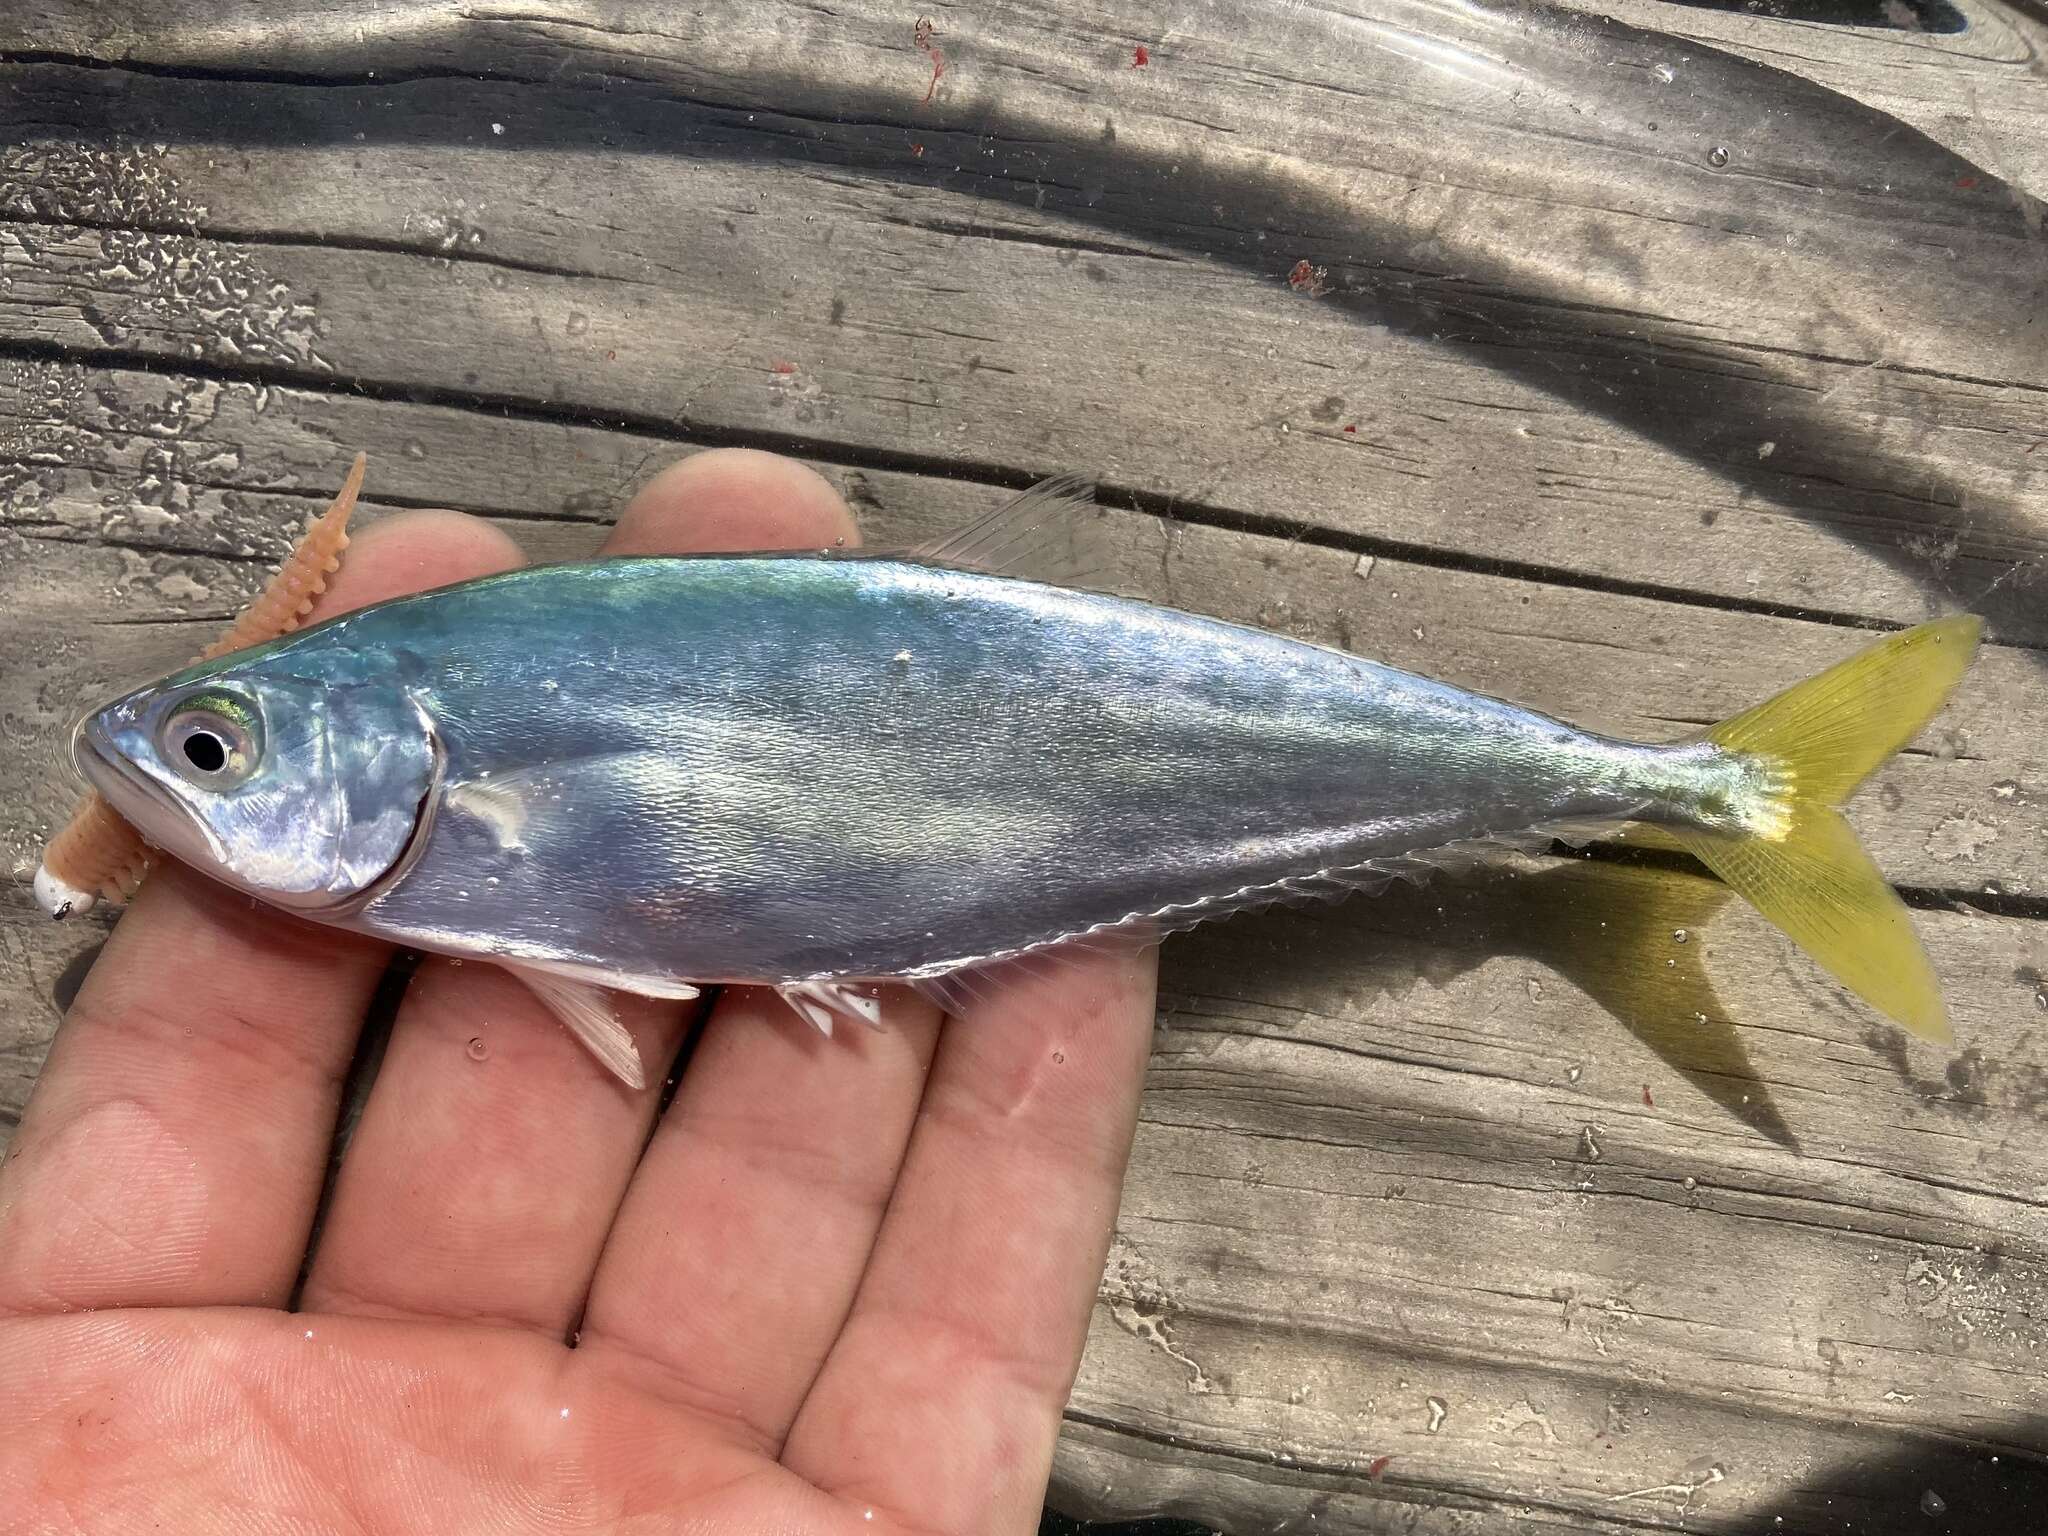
[{"xmin": 76, "ymin": 554, "xmax": 1749, "ymax": 990}]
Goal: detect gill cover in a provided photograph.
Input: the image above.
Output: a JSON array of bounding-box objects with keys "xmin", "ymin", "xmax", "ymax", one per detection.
[{"xmin": 76, "ymin": 670, "xmax": 438, "ymax": 910}]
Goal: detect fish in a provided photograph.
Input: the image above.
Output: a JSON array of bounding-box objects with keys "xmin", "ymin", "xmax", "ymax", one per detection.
[{"xmin": 64, "ymin": 477, "xmax": 1983, "ymax": 1088}]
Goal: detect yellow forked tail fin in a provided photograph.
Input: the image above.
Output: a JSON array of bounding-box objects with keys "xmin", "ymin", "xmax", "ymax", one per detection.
[{"xmin": 1670, "ymin": 615, "xmax": 1983, "ymax": 1045}]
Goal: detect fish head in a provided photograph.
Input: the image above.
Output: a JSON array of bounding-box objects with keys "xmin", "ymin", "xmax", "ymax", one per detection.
[{"xmin": 72, "ymin": 654, "xmax": 438, "ymax": 911}]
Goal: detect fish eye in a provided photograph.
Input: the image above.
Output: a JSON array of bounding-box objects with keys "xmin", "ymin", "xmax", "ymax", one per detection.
[
  {"xmin": 182, "ymin": 730, "xmax": 227, "ymax": 773},
  {"xmin": 159, "ymin": 691, "xmax": 262, "ymax": 788}
]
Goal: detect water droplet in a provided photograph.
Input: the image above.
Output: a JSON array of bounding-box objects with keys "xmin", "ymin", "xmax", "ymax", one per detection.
[
  {"xmin": 1707, "ymin": 145, "xmax": 1731, "ymax": 169},
  {"xmin": 402, "ymin": 438, "xmax": 426, "ymax": 459},
  {"xmin": 1652, "ymin": 63, "xmax": 1675, "ymax": 83},
  {"xmin": 303, "ymin": 1328, "xmax": 316, "ymax": 1340},
  {"xmin": 1566, "ymin": 1064, "xmax": 1582, "ymax": 1083},
  {"xmin": 1682, "ymin": 1176, "xmax": 1697, "ymax": 1191},
  {"xmin": 1921, "ymin": 1489, "xmax": 1947, "ymax": 1516},
  {"xmin": 491, "ymin": 121, "xmax": 505, "ymax": 136},
  {"xmin": 1671, "ymin": 928, "xmax": 1688, "ymax": 944},
  {"xmin": 1052, "ymin": 1049, "xmax": 1066, "ymax": 1064},
  {"xmin": 466, "ymin": 1036, "xmax": 490, "ymax": 1062},
  {"xmin": 559, "ymin": 1406, "xmax": 571, "ymax": 1419}
]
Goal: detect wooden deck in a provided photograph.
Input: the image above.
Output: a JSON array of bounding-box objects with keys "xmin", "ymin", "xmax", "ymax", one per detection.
[{"xmin": 3, "ymin": 2, "xmax": 2045, "ymax": 1530}]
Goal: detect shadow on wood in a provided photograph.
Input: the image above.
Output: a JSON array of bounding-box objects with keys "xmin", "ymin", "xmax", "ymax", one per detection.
[
  {"xmin": 50, "ymin": 936, "xmax": 103, "ymax": 1013},
  {"xmin": 1160, "ymin": 855, "xmax": 1794, "ymax": 1148},
  {"xmin": 1729, "ymin": 1428, "xmax": 2048, "ymax": 1533}
]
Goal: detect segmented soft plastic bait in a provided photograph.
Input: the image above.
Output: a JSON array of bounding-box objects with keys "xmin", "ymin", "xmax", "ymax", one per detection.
[{"xmin": 34, "ymin": 453, "xmax": 364, "ymax": 918}]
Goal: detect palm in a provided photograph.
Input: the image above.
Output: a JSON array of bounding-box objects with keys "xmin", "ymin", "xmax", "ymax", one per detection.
[
  {"xmin": 9, "ymin": 1313, "xmax": 805, "ymax": 1528},
  {"xmin": 9, "ymin": 1310, "xmax": 915, "ymax": 1529},
  {"xmin": 0, "ymin": 453, "xmax": 1159, "ymax": 1534}
]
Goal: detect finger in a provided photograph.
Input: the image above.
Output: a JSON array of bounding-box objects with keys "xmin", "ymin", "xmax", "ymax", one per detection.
[
  {"xmin": 783, "ymin": 944, "xmax": 1159, "ymax": 1533},
  {"xmin": 578, "ymin": 984, "xmax": 943, "ymax": 1452},
  {"xmin": 0, "ymin": 510, "xmax": 525, "ymax": 1316},
  {"xmin": 578, "ymin": 453, "xmax": 953, "ymax": 1449},
  {"xmin": 605, "ymin": 448, "xmax": 859, "ymax": 555},
  {"xmin": 301, "ymin": 450, "xmax": 860, "ymax": 1338}
]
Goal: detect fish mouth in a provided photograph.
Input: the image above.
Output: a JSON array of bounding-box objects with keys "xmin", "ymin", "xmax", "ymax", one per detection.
[{"xmin": 71, "ymin": 713, "xmax": 231, "ymax": 869}]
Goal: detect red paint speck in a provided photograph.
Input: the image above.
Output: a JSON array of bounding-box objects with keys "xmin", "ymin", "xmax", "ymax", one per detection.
[
  {"xmin": 1343, "ymin": 423, "xmax": 1358, "ymax": 434},
  {"xmin": 1957, "ymin": 174, "xmax": 1979, "ymax": 189},
  {"xmin": 771, "ymin": 359, "xmax": 797, "ymax": 375},
  {"xmin": 1286, "ymin": 259, "xmax": 1330, "ymax": 296},
  {"xmin": 1368, "ymin": 1455, "xmax": 1394, "ymax": 1481},
  {"xmin": 911, "ymin": 142, "xmax": 925, "ymax": 157},
  {"xmin": 1133, "ymin": 44, "xmax": 1150, "ymax": 67},
  {"xmin": 914, "ymin": 17, "xmax": 946, "ymax": 103},
  {"xmin": 1642, "ymin": 1084, "xmax": 1654, "ymax": 1107},
  {"xmin": 604, "ymin": 349, "xmax": 617, "ymax": 362}
]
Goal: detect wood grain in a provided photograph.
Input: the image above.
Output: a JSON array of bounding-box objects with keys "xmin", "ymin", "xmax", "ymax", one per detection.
[
  {"xmin": 1, "ymin": 1, "xmax": 2044, "ymax": 1531},
  {"xmin": 1565, "ymin": 0, "xmax": 2048, "ymax": 197},
  {"xmin": 1, "ymin": 4, "xmax": 2044, "ymax": 644}
]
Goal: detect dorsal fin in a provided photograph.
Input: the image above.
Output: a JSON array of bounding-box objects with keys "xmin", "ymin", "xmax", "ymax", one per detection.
[{"xmin": 912, "ymin": 473, "xmax": 1120, "ymax": 591}]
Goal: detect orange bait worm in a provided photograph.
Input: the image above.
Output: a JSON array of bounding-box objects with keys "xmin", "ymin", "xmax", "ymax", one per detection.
[{"xmin": 33, "ymin": 453, "xmax": 366, "ymax": 918}]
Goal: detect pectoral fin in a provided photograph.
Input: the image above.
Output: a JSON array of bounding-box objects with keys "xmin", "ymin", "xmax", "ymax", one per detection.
[{"xmin": 507, "ymin": 963, "xmax": 648, "ymax": 1089}]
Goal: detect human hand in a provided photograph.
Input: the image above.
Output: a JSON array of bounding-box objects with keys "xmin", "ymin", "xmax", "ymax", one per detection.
[{"xmin": 0, "ymin": 450, "xmax": 1160, "ymax": 1533}]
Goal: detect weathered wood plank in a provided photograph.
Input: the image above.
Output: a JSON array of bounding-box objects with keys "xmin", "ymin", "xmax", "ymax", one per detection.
[
  {"xmin": 1562, "ymin": 0, "xmax": 2048, "ymax": 197},
  {"xmin": 1049, "ymin": 866, "xmax": 2048, "ymax": 1532},
  {"xmin": 1, "ymin": 6, "xmax": 2043, "ymax": 644}
]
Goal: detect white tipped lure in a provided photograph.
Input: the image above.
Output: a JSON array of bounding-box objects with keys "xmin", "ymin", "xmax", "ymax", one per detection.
[{"xmin": 60, "ymin": 476, "xmax": 1982, "ymax": 1084}]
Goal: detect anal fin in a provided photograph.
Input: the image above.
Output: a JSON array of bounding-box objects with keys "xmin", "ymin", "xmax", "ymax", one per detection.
[
  {"xmin": 777, "ymin": 980, "xmax": 885, "ymax": 1038},
  {"xmin": 508, "ymin": 964, "xmax": 648, "ymax": 1089}
]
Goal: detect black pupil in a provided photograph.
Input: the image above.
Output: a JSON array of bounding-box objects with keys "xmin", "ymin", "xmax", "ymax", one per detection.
[{"xmin": 182, "ymin": 730, "xmax": 228, "ymax": 773}]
